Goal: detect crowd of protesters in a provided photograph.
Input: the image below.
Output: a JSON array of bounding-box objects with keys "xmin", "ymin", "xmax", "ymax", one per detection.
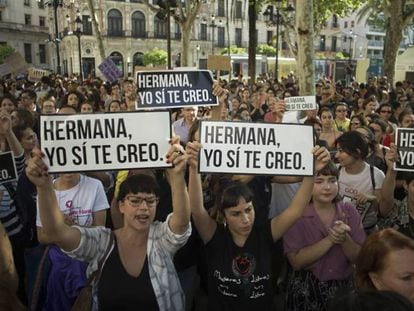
[{"xmin": 0, "ymin": 71, "xmax": 414, "ymax": 311}]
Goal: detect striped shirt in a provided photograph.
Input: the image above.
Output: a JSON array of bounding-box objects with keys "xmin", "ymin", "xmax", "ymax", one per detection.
[{"xmin": 0, "ymin": 153, "xmax": 26, "ymax": 237}]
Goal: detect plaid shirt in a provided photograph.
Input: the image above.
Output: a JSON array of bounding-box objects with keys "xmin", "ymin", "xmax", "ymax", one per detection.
[{"xmin": 64, "ymin": 213, "xmax": 191, "ymax": 310}]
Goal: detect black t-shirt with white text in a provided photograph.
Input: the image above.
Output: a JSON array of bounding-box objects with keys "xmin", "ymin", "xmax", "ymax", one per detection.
[{"xmin": 205, "ymin": 221, "xmax": 274, "ymax": 310}]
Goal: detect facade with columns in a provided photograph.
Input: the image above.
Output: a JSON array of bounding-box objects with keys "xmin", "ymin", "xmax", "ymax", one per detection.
[{"xmin": 49, "ymin": 0, "xmax": 275, "ymax": 79}]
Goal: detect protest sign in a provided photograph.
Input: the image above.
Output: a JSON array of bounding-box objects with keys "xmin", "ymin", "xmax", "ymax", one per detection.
[
  {"xmin": 98, "ymin": 57, "xmax": 123, "ymax": 83},
  {"xmin": 394, "ymin": 128, "xmax": 414, "ymax": 172},
  {"xmin": 28, "ymin": 68, "xmax": 50, "ymax": 82},
  {"xmin": 40, "ymin": 111, "xmax": 172, "ymax": 173},
  {"xmin": 199, "ymin": 121, "xmax": 315, "ymax": 176},
  {"xmin": 0, "ymin": 152, "xmax": 18, "ymax": 184},
  {"xmin": 136, "ymin": 70, "xmax": 218, "ymax": 109},
  {"xmin": 207, "ymin": 55, "xmax": 231, "ymax": 71},
  {"xmin": 285, "ymin": 96, "xmax": 317, "ymax": 111},
  {"xmin": 0, "ymin": 52, "xmax": 29, "ymax": 78}
]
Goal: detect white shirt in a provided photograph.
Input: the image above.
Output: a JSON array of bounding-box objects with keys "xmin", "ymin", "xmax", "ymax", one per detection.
[{"xmin": 36, "ymin": 175, "xmax": 109, "ymax": 227}]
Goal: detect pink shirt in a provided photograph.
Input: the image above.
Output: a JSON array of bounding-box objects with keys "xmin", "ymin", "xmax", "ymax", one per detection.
[{"xmin": 283, "ymin": 202, "xmax": 366, "ymax": 281}]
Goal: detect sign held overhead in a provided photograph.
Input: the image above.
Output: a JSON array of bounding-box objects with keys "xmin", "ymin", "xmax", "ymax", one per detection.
[
  {"xmin": 40, "ymin": 111, "xmax": 172, "ymax": 173},
  {"xmin": 136, "ymin": 70, "xmax": 218, "ymax": 109},
  {"xmin": 199, "ymin": 121, "xmax": 315, "ymax": 176},
  {"xmin": 285, "ymin": 96, "xmax": 317, "ymax": 111}
]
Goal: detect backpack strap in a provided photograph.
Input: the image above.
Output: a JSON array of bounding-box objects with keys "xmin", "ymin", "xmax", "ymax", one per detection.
[{"xmin": 369, "ymin": 165, "xmax": 376, "ymax": 190}]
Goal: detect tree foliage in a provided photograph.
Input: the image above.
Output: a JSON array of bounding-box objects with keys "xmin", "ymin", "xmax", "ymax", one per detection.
[
  {"xmin": 143, "ymin": 48, "xmax": 167, "ymax": 66},
  {"xmin": 256, "ymin": 44, "xmax": 276, "ymax": 56},
  {"xmin": 357, "ymin": 0, "xmax": 414, "ymax": 84},
  {"xmin": 313, "ymin": 0, "xmax": 365, "ymax": 31},
  {"xmin": 0, "ymin": 45, "xmax": 14, "ymax": 65},
  {"xmin": 221, "ymin": 45, "xmax": 247, "ymax": 55},
  {"xmin": 143, "ymin": 0, "xmax": 203, "ymax": 67}
]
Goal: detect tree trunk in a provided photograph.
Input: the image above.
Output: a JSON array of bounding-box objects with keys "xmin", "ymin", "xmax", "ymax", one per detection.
[
  {"xmin": 181, "ymin": 23, "xmax": 191, "ymax": 66},
  {"xmin": 383, "ymin": 1, "xmax": 404, "ymax": 86},
  {"xmin": 248, "ymin": 0, "xmax": 256, "ymax": 85},
  {"xmin": 87, "ymin": 0, "xmax": 105, "ymax": 61},
  {"xmin": 296, "ymin": 0, "xmax": 315, "ymax": 96}
]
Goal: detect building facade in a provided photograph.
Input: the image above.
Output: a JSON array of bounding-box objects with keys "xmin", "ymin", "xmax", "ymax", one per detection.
[{"xmin": 0, "ymin": 0, "xmax": 50, "ymax": 69}]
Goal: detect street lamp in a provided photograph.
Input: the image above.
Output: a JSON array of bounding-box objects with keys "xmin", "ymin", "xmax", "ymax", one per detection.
[
  {"xmin": 196, "ymin": 44, "xmax": 200, "ymax": 68},
  {"xmin": 75, "ymin": 9, "xmax": 83, "ymax": 82},
  {"xmin": 37, "ymin": 0, "xmax": 75, "ymax": 74},
  {"xmin": 264, "ymin": 1, "xmax": 294, "ymax": 81},
  {"xmin": 346, "ymin": 29, "xmax": 356, "ymax": 85},
  {"xmin": 209, "ymin": 15, "xmax": 222, "ymax": 55},
  {"xmin": 155, "ymin": 0, "xmax": 178, "ymax": 69}
]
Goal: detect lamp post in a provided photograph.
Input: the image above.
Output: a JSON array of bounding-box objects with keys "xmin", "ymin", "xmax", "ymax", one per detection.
[
  {"xmin": 196, "ymin": 44, "xmax": 200, "ymax": 68},
  {"xmin": 346, "ymin": 29, "xmax": 356, "ymax": 86},
  {"xmin": 155, "ymin": 0, "xmax": 177, "ymax": 69},
  {"xmin": 37, "ymin": 0, "xmax": 75, "ymax": 74},
  {"xmin": 74, "ymin": 9, "xmax": 83, "ymax": 82},
  {"xmin": 264, "ymin": 1, "xmax": 294, "ymax": 81}
]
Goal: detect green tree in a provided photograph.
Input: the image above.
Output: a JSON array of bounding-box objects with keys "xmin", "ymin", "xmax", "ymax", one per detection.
[
  {"xmin": 0, "ymin": 45, "xmax": 14, "ymax": 64},
  {"xmin": 256, "ymin": 44, "xmax": 276, "ymax": 56},
  {"xmin": 221, "ymin": 45, "xmax": 247, "ymax": 55},
  {"xmin": 143, "ymin": 48, "xmax": 168, "ymax": 66},
  {"xmin": 358, "ymin": 0, "xmax": 414, "ymax": 85}
]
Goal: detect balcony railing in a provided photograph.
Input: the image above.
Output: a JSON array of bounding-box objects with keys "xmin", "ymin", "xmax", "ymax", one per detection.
[{"xmin": 367, "ymin": 40, "xmax": 384, "ymax": 47}]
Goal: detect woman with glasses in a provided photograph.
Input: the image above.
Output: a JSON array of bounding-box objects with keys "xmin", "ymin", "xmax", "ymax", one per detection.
[
  {"xmin": 376, "ymin": 103, "xmax": 396, "ymax": 147},
  {"xmin": 333, "ymin": 103, "xmax": 350, "ymax": 133},
  {"xmin": 348, "ymin": 114, "xmax": 367, "ymax": 132},
  {"xmin": 26, "ymin": 138, "xmax": 191, "ymax": 311}
]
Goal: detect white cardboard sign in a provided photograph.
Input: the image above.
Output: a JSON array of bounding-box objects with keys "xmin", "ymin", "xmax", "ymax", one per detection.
[
  {"xmin": 40, "ymin": 111, "xmax": 172, "ymax": 173},
  {"xmin": 199, "ymin": 121, "xmax": 315, "ymax": 176},
  {"xmin": 285, "ymin": 96, "xmax": 317, "ymax": 111}
]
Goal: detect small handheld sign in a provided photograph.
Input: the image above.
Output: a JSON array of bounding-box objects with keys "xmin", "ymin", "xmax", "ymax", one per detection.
[
  {"xmin": 40, "ymin": 111, "xmax": 172, "ymax": 173},
  {"xmin": 136, "ymin": 70, "xmax": 218, "ymax": 109},
  {"xmin": 199, "ymin": 121, "xmax": 315, "ymax": 176},
  {"xmin": 98, "ymin": 57, "xmax": 123, "ymax": 83},
  {"xmin": 394, "ymin": 127, "xmax": 414, "ymax": 172},
  {"xmin": 285, "ymin": 96, "xmax": 317, "ymax": 111},
  {"xmin": 0, "ymin": 151, "xmax": 18, "ymax": 184}
]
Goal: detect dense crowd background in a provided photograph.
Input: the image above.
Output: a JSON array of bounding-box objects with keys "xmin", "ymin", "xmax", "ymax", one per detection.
[{"xmin": 0, "ymin": 71, "xmax": 414, "ymax": 311}]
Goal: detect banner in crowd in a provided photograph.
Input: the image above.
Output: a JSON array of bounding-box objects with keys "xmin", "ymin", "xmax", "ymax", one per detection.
[
  {"xmin": 135, "ymin": 70, "xmax": 218, "ymax": 109},
  {"xmin": 285, "ymin": 96, "xmax": 317, "ymax": 111},
  {"xmin": 98, "ymin": 57, "xmax": 123, "ymax": 83},
  {"xmin": 0, "ymin": 52, "xmax": 29, "ymax": 78},
  {"xmin": 0, "ymin": 151, "xmax": 18, "ymax": 184},
  {"xmin": 395, "ymin": 127, "xmax": 414, "ymax": 172},
  {"xmin": 198, "ymin": 121, "xmax": 315, "ymax": 176},
  {"xmin": 40, "ymin": 111, "xmax": 172, "ymax": 173},
  {"xmin": 28, "ymin": 68, "xmax": 50, "ymax": 82},
  {"xmin": 207, "ymin": 55, "xmax": 231, "ymax": 71}
]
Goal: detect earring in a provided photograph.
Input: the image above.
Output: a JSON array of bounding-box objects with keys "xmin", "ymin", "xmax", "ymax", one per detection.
[{"xmin": 223, "ymin": 220, "xmax": 227, "ymax": 228}]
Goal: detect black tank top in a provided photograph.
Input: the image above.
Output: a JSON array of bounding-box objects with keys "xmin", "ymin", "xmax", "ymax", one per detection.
[{"xmin": 97, "ymin": 239, "xmax": 159, "ymax": 310}]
